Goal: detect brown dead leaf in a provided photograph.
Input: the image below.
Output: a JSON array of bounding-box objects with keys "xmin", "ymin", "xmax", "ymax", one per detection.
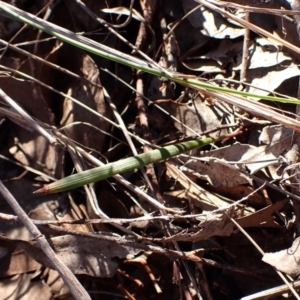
[
  {"xmin": 236, "ymin": 199, "xmax": 288, "ymax": 228},
  {"xmin": 259, "ymin": 124, "xmax": 292, "ymax": 145},
  {"xmin": 0, "ymin": 242, "xmax": 41, "ymax": 278},
  {"xmin": 1, "ymin": 0, "xmax": 300, "ymax": 297},
  {"xmin": 182, "ymin": 157, "xmax": 251, "ymax": 187},
  {"xmin": 0, "ymin": 57, "xmax": 63, "ymax": 178},
  {"xmin": 0, "ymin": 194, "xmax": 61, "ymax": 278},
  {"xmin": 169, "ymin": 94, "xmax": 227, "ymax": 137},
  {"xmin": 166, "ymin": 162, "xmax": 230, "ymax": 210},
  {"xmin": 0, "ymin": 273, "xmax": 52, "ymax": 300},
  {"xmin": 0, "ymin": 234, "xmax": 140, "ymax": 278},
  {"xmin": 46, "ymin": 269, "xmax": 70, "ymax": 299},
  {"xmin": 60, "ymin": 52, "xmax": 111, "ymax": 153},
  {"xmin": 194, "ymin": 126, "xmax": 292, "ymax": 177}
]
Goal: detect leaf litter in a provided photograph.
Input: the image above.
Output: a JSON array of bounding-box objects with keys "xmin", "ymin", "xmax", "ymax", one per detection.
[{"xmin": 0, "ymin": 0, "xmax": 300, "ymax": 299}]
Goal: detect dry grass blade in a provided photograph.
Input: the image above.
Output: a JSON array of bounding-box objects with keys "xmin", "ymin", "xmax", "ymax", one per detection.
[
  {"xmin": 200, "ymin": 90, "xmax": 300, "ymax": 133},
  {"xmin": 215, "ymin": 1, "xmax": 300, "ymax": 16},
  {"xmin": 0, "ymin": 89, "xmax": 56, "ymax": 144}
]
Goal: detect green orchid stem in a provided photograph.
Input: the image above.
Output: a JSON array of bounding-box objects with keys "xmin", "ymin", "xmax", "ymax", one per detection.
[{"xmin": 34, "ymin": 137, "xmax": 215, "ymax": 194}]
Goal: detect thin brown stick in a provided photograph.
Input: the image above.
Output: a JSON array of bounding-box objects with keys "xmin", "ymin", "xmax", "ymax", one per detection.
[
  {"xmin": 135, "ymin": 0, "xmax": 157, "ymax": 52},
  {"xmin": 240, "ymin": 12, "xmax": 250, "ymax": 83},
  {"xmin": 241, "ymin": 279, "xmax": 300, "ymax": 300}
]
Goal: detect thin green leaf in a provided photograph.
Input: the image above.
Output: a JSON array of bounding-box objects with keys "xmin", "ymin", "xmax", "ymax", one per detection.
[{"xmin": 0, "ymin": 2, "xmax": 298, "ymax": 104}]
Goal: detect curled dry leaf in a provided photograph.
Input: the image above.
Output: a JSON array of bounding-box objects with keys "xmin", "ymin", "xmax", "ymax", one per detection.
[
  {"xmin": 234, "ymin": 38, "xmax": 295, "ymax": 70},
  {"xmin": 180, "ymin": 3, "xmax": 299, "ymax": 90},
  {"xmin": 187, "ymin": 37, "xmax": 299, "ymax": 75}
]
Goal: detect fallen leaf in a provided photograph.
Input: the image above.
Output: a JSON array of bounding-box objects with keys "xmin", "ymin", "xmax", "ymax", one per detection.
[
  {"xmin": 263, "ymin": 237, "xmax": 300, "ymax": 277},
  {"xmin": 158, "ymin": 211, "xmax": 234, "ymax": 242},
  {"xmin": 0, "ymin": 242, "xmax": 41, "ymax": 278},
  {"xmin": 182, "ymin": 0, "xmax": 244, "ymax": 38},
  {"xmin": 233, "ymin": 38, "xmax": 295, "ymax": 70},
  {"xmin": 247, "ymin": 62, "xmax": 299, "ymax": 97},
  {"xmin": 46, "ymin": 269, "xmax": 70, "ymax": 298},
  {"xmin": 0, "ymin": 234, "xmax": 140, "ymax": 278},
  {"xmin": 170, "ymin": 94, "xmax": 228, "ymax": 137},
  {"xmin": 0, "ymin": 56, "xmax": 63, "ymax": 178},
  {"xmin": 166, "ymin": 162, "xmax": 230, "ymax": 210},
  {"xmin": 60, "ymin": 52, "xmax": 111, "ymax": 153},
  {"xmin": 181, "ymin": 157, "xmax": 251, "ymax": 187},
  {"xmin": 236, "ymin": 199, "xmax": 288, "ymax": 228},
  {"xmin": 0, "ymin": 273, "xmax": 52, "ymax": 300}
]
